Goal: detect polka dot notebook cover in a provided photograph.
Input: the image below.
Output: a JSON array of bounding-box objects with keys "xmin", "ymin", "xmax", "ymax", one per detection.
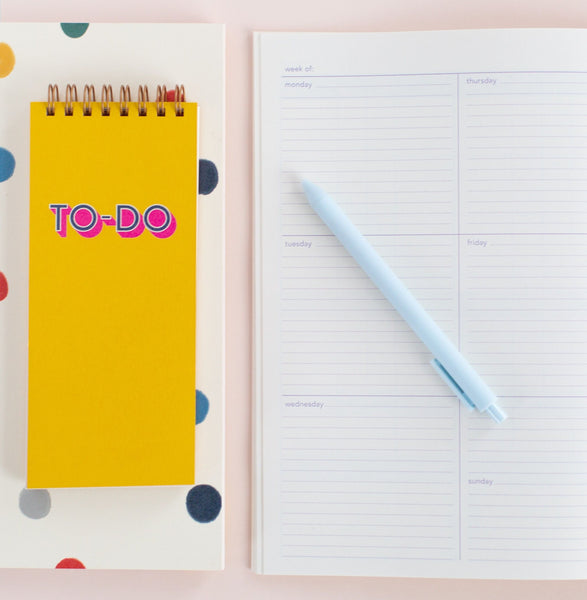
[{"xmin": 0, "ymin": 23, "xmax": 224, "ymax": 569}]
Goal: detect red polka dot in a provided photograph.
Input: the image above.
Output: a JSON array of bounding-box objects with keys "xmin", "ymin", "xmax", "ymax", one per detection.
[
  {"xmin": 0, "ymin": 272, "xmax": 7, "ymax": 301},
  {"xmin": 165, "ymin": 88, "xmax": 185, "ymax": 102},
  {"xmin": 56, "ymin": 558, "xmax": 85, "ymax": 569}
]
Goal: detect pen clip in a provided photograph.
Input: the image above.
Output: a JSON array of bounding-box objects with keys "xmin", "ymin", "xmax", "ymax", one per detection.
[{"xmin": 431, "ymin": 358, "xmax": 476, "ymax": 411}]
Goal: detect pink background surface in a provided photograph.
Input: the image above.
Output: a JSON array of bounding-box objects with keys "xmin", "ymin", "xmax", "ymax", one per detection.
[{"xmin": 3, "ymin": 0, "xmax": 587, "ymax": 597}]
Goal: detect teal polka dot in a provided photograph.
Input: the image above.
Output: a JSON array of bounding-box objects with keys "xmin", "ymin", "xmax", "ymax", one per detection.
[
  {"xmin": 196, "ymin": 389, "xmax": 209, "ymax": 425},
  {"xmin": 0, "ymin": 148, "xmax": 15, "ymax": 182},
  {"xmin": 60, "ymin": 23, "xmax": 89, "ymax": 38}
]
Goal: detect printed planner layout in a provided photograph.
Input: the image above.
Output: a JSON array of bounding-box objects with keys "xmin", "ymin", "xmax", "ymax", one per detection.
[{"xmin": 255, "ymin": 31, "xmax": 587, "ymax": 579}]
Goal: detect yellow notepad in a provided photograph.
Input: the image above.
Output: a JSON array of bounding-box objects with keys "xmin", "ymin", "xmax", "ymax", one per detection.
[{"xmin": 28, "ymin": 87, "xmax": 198, "ymax": 488}]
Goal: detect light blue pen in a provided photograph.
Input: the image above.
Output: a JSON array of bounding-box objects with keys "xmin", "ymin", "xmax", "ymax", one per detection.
[{"xmin": 302, "ymin": 180, "xmax": 507, "ymax": 423}]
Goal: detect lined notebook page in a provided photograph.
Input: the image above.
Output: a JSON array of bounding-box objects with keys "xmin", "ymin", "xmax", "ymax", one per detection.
[
  {"xmin": 460, "ymin": 73, "xmax": 587, "ymax": 568},
  {"xmin": 254, "ymin": 30, "xmax": 587, "ymax": 578}
]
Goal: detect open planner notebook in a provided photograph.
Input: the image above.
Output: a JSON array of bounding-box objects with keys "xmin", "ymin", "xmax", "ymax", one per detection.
[
  {"xmin": 253, "ymin": 29, "xmax": 587, "ymax": 578},
  {"xmin": 0, "ymin": 23, "xmax": 224, "ymax": 570}
]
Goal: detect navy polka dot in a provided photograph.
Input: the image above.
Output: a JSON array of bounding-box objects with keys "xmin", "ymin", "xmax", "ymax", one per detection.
[
  {"xmin": 186, "ymin": 484, "xmax": 221, "ymax": 523},
  {"xmin": 198, "ymin": 159, "xmax": 218, "ymax": 195},
  {"xmin": 60, "ymin": 23, "xmax": 89, "ymax": 38},
  {"xmin": 19, "ymin": 488, "xmax": 51, "ymax": 519},
  {"xmin": 0, "ymin": 148, "xmax": 15, "ymax": 182},
  {"xmin": 196, "ymin": 389, "xmax": 210, "ymax": 425}
]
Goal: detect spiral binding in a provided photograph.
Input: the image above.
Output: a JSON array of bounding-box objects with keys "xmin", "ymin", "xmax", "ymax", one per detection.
[{"xmin": 46, "ymin": 84, "xmax": 186, "ymax": 116}]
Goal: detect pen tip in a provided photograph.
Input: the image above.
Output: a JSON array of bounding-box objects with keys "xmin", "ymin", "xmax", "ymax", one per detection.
[{"xmin": 486, "ymin": 404, "xmax": 507, "ymax": 423}]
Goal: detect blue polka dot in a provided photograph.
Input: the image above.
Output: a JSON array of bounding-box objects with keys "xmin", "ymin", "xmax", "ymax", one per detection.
[
  {"xmin": 60, "ymin": 23, "xmax": 89, "ymax": 38},
  {"xmin": 186, "ymin": 484, "xmax": 221, "ymax": 523},
  {"xmin": 198, "ymin": 159, "xmax": 218, "ymax": 195},
  {"xmin": 196, "ymin": 389, "xmax": 210, "ymax": 425},
  {"xmin": 0, "ymin": 148, "xmax": 15, "ymax": 182}
]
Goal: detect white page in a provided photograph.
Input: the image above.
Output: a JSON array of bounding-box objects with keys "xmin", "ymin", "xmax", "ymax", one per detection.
[{"xmin": 254, "ymin": 29, "xmax": 587, "ymax": 578}]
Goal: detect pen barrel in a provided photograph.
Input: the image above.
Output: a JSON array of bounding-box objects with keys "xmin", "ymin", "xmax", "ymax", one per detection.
[{"xmin": 308, "ymin": 186, "xmax": 498, "ymax": 413}]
